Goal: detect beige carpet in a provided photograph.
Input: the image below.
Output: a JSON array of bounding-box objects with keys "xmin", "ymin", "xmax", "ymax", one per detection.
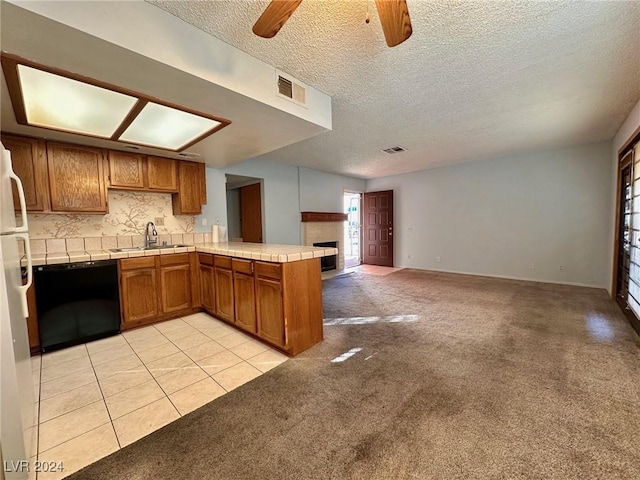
[{"xmin": 70, "ymin": 269, "xmax": 640, "ymax": 479}]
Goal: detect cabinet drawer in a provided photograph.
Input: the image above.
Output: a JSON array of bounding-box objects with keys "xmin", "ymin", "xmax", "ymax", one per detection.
[
  {"xmin": 214, "ymin": 255, "xmax": 232, "ymax": 269},
  {"xmin": 160, "ymin": 253, "xmax": 190, "ymax": 266},
  {"xmin": 199, "ymin": 253, "xmax": 214, "ymax": 266},
  {"xmin": 232, "ymin": 258, "xmax": 253, "ymax": 275},
  {"xmin": 255, "ymin": 261, "xmax": 282, "ymax": 280},
  {"xmin": 120, "ymin": 257, "xmax": 156, "ymax": 270}
]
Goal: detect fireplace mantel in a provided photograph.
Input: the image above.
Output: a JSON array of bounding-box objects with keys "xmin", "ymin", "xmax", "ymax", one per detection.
[{"xmin": 301, "ymin": 211, "xmax": 348, "ymax": 222}]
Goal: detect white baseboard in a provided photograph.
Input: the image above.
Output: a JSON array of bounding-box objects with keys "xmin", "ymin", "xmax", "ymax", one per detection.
[{"xmin": 396, "ymin": 265, "xmax": 607, "ymax": 291}]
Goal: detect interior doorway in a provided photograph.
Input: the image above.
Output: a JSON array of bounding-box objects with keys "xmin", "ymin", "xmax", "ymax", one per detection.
[
  {"xmin": 226, "ymin": 174, "xmax": 263, "ymax": 243},
  {"xmin": 344, "ymin": 192, "xmax": 361, "ymax": 268}
]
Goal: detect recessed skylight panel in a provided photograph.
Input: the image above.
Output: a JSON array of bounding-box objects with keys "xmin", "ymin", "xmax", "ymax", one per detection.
[
  {"xmin": 18, "ymin": 65, "xmax": 137, "ymax": 138},
  {"xmin": 120, "ymin": 103, "xmax": 221, "ymax": 150}
]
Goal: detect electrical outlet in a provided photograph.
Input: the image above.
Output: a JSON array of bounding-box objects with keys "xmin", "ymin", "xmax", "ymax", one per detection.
[
  {"xmin": 436, "ymin": 256, "xmax": 441, "ymax": 263},
  {"xmin": 154, "ymin": 217, "xmax": 165, "ymax": 226},
  {"xmin": 559, "ymin": 265, "xmax": 564, "ymax": 271},
  {"xmin": 529, "ymin": 262, "xmax": 535, "ymax": 269},
  {"xmin": 202, "ymin": 218, "xmax": 208, "ymax": 226}
]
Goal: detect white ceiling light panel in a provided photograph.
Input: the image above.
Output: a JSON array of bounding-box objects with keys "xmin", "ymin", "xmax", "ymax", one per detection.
[
  {"xmin": 120, "ymin": 102, "xmax": 221, "ymax": 150},
  {"xmin": 18, "ymin": 64, "xmax": 137, "ymax": 138}
]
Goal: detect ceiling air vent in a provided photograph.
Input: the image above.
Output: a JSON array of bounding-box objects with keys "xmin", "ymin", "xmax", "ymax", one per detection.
[
  {"xmin": 381, "ymin": 146, "xmax": 407, "ymax": 155},
  {"xmin": 276, "ymin": 72, "xmax": 307, "ymax": 106}
]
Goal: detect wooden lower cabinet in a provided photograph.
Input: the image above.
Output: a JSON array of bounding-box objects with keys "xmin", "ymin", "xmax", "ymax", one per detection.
[
  {"xmin": 120, "ymin": 267, "xmax": 159, "ymax": 325},
  {"xmin": 160, "ymin": 264, "xmax": 192, "ymax": 313},
  {"xmin": 200, "ymin": 263, "xmax": 215, "ymax": 313},
  {"xmin": 215, "ymin": 265, "xmax": 235, "ymax": 323},
  {"xmin": 118, "ymin": 252, "xmax": 323, "ymax": 356},
  {"xmin": 119, "ymin": 253, "xmax": 195, "ymax": 329},
  {"xmin": 255, "ymin": 277, "xmax": 285, "ymax": 348},
  {"xmin": 234, "ymin": 272, "xmax": 257, "ymax": 333}
]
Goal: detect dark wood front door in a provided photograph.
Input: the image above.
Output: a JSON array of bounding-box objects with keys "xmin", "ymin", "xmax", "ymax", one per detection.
[
  {"xmin": 240, "ymin": 183, "xmax": 263, "ymax": 243},
  {"xmin": 363, "ymin": 190, "xmax": 393, "ymax": 266}
]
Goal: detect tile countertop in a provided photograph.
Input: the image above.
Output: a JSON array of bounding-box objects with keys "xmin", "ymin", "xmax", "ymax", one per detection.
[{"xmin": 24, "ymin": 242, "xmax": 338, "ymax": 267}]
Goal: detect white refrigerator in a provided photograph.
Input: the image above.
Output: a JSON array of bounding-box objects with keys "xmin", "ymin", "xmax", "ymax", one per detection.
[{"xmin": 0, "ymin": 143, "xmax": 34, "ymax": 480}]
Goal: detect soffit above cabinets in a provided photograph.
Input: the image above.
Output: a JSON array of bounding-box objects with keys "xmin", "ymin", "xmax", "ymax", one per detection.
[
  {"xmin": 0, "ymin": 1, "xmax": 332, "ymax": 167},
  {"xmin": 2, "ymin": 54, "xmax": 230, "ymax": 152}
]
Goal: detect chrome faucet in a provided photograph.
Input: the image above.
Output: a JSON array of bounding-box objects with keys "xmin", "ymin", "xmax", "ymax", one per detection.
[{"xmin": 145, "ymin": 221, "xmax": 158, "ymax": 248}]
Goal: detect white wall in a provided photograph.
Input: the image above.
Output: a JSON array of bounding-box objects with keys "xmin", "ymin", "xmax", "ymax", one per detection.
[
  {"xmin": 366, "ymin": 142, "xmax": 613, "ymax": 288},
  {"xmin": 299, "ymin": 168, "xmax": 365, "ymax": 212},
  {"xmin": 609, "ymin": 99, "xmax": 640, "ymax": 293},
  {"xmin": 198, "ymin": 159, "xmax": 364, "ymax": 245},
  {"xmin": 199, "ymin": 158, "xmax": 300, "ymax": 244},
  {"xmin": 226, "ymin": 189, "xmax": 242, "ymax": 240}
]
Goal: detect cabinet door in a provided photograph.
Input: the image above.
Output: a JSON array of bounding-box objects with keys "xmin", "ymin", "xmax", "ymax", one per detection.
[
  {"xmin": 47, "ymin": 142, "xmax": 108, "ymax": 213},
  {"xmin": 121, "ymin": 268, "xmax": 159, "ymax": 324},
  {"xmin": 147, "ymin": 156, "xmax": 178, "ymax": 191},
  {"xmin": 160, "ymin": 264, "xmax": 192, "ymax": 313},
  {"xmin": 2, "ymin": 134, "xmax": 48, "ymax": 212},
  {"xmin": 108, "ymin": 151, "xmax": 144, "ymax": 189},
  {"xmin": 234, "ymin": 272, "xmax": 256, "ymax": 333},
  {"xmin": 200, "ymin": 264, "xmax": 215, "ymax": 312},
  {"xmin": 215, "ymin": 267, "xmax": 235, "ymax": 323},
  {"xmin": 172, "ymin": 161, "xmax": 202, "ymax": 214},
  {"xmin": 256, "ymin": 277, "xmax": 285, "ymax": 348}
]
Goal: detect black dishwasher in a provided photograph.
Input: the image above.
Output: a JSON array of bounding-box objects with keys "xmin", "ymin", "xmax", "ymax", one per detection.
[{"xmin": 35, "ymin": 260, "xmax": 121, "ymax": 352}]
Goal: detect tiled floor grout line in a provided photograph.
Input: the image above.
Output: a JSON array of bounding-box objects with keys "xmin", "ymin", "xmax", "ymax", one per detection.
[
  {"xmin": 34, "ymin": 313, "xmax": 285, "ymax": 475},
  {"xmin": 83, "ymin": 344, "xmax": 121, "ymax": 449},
  {"xmin": 38, "ymin": 400, "xmax": 109, "ymax": 455},
  {"xmin": 119, "ymin": 328, "xmax": 185, "ymax": 423},
  {"xmin": 147, "ymin": 319, "xmax": 231, "ymax": 397},
  {"xmin": 36, "ymin": 382, "xmax": 100, "ymax": 424},
  {"xmin": 34, "ymin": 359, "xmax": 41, "ymax": 480}
]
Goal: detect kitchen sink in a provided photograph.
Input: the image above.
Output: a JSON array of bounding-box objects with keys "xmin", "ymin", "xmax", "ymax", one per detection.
[{"xmin": 109, "ymin": 244, "xmax": 190, "ymax": 253}]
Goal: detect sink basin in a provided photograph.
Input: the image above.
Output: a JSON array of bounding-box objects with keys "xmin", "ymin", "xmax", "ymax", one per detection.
[{"xmin": 109, "ymin": 244, "xmax": 190, "ymax": 253}]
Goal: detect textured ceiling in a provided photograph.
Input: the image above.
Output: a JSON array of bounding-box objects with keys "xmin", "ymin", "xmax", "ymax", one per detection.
[{"xmin": 149, "ymin": 0, "xmax": 639, "ymax": 179}]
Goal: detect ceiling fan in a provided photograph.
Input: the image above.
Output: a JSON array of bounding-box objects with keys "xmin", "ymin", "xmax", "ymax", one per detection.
[{"xmin": 252, "ymin": 0, "xmax": 413, "ymax": 47}]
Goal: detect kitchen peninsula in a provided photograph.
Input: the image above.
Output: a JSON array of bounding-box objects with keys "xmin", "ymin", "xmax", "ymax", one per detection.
[{"xmin": 26, "ymin": 241, "xmax": 337, "ymax": 357}]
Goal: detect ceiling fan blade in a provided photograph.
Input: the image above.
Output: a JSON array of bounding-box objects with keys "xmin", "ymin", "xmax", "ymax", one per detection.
[
  {"xmin": 375, "ymin": 0, "xmax": 413, "ymax": 47},
  {"xmin": 253, "ymin": 0, "xmax": 303, "ymax": 38}
]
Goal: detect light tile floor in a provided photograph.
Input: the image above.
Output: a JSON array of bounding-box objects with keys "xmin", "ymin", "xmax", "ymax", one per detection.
[
  {"xmin": 30, "ymin": 312, "xmax": 289, "ymax": 479},
  {"xmin": 321, "ymin": 264, "xmax": 403, "ymax": 280}
]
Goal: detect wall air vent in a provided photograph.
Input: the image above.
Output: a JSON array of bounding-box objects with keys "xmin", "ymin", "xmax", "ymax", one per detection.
[
  {"xmin": 381, "ymin": 146, "xmax": 407, "ymax": 155},
  {"xmin": 276, "ymin": 72, "xmax": 307, "ymax": 107}
]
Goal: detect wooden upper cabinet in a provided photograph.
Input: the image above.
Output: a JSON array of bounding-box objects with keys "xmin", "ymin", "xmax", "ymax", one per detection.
[
  {"xmin": 173, "ymin": 161, "xmax": 204, "ymax": 215},
  {"xmin": 47, "ymin": 142, "xmax": 108, "ymax": 213},
  {"xmin": 147, "ymin": 156, "xmax": 178, "ymax": 192},
  {"xmin": 1, "ymin": 134, "xmax": 49, "ymax": 212},
  {"xmin": 108, "ymin": 151, "xmax": 144, "ymax": 189},
  {"xmin": 199, "ymin": 162, "xmax": 207, "ymax": 205}
]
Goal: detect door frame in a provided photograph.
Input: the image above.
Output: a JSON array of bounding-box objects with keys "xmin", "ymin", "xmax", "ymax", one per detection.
[
  {"xmin": 344, "ymin": 190, "xmax": 363, "ymax": 266},
  {"xmin": 612, "ymin": 125, "xmax": 640, "ymax": 299}
]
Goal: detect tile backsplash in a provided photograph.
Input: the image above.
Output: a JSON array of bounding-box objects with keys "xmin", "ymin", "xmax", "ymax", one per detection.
[{"xmin": 27, "ymin": 191, "xmax": 195, "ymax": 239}]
